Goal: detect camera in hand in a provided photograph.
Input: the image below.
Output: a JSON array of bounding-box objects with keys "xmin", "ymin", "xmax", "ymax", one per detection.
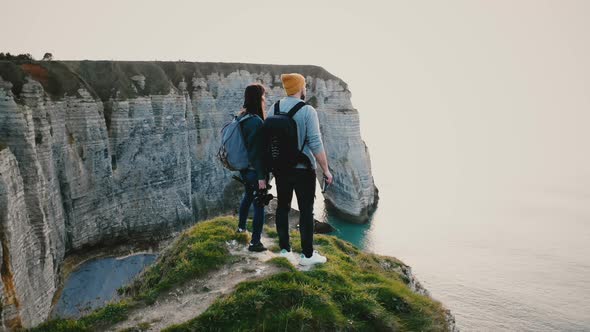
[
  {"xmin": 254, "ymin": 184, "xmax": 274, "ymax": 207},
  {"xmin": 232, "ymin": 175, "xmax": 274, "ymax": 207}
]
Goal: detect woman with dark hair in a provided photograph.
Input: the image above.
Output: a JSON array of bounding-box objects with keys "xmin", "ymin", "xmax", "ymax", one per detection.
[{"xmin": 237, "ymin": 83, "xmax": 268, "ymax": 252}]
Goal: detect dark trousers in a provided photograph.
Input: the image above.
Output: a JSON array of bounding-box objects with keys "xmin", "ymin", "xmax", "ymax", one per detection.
[
  {"xmin": 238, "ymin": 169, "xmax": 264, "ymax": 245},
  {"xmin": 275, "ymin": 168, "xmax": 316, "ymax": 258}
]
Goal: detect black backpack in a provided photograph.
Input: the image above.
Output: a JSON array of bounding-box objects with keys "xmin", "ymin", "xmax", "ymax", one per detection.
[{"xmin": 263, "ymin": 101, "xmax": 311, "ymax": 173}]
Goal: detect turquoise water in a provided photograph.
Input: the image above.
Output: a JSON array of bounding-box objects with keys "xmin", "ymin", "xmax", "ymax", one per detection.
[
  {"xmin": 52, "ymin": 253, "xmax": 157, "ymax": 319},
  {"xmin": 307, "ymin": 104, "xmax": 590, "ymax": 331},
  {"xmin": 318, "ymin": 183, "xmax": 590, "ymax": 331}
]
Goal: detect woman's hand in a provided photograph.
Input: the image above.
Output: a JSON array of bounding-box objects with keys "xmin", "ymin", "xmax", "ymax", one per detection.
[
  {"xmin": 324, "ymin": 170, "xmax": 334, "ymax": 185},
  {"xmin": 258, "ymin": 179, "xmax": 267, "ymax": 190}
]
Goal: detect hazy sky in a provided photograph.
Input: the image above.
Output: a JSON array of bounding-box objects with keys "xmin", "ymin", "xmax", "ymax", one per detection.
[
  {"xmin": 4, "ymin": 0, "xmax": 590, "ymax": 186},
  {"xmin": 5, "ymin": 2, "xmax": 590, "ymax": 329}
]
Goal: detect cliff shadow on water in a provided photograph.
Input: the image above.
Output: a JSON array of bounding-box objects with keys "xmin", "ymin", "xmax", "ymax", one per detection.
[{"xmin": 0, "ymin": 59, "xmax": 378, "ymax": 328}]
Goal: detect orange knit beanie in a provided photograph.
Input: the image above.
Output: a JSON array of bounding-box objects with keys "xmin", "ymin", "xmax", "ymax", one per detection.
[{"xmin": 280, "ymin": 73, "xmax": 306, "ymax": 95}]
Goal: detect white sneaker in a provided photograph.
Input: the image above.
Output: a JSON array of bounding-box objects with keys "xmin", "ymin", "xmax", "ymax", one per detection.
[
  {"xmin": 299, "ymin": 250, "xmax": 327, "ymax": 266},
  {"xmin": 279, "ymin": 249, "xmax": 298, "ymax": 265},
  {"xmin": 236, "ymin": 227, "xmax": 249, "ymax": 235}
]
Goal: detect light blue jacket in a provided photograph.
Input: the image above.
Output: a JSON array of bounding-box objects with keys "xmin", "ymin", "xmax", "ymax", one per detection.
[{"xmin": 266, "ymin": 96, "xmax": 325, "ymax": 170}]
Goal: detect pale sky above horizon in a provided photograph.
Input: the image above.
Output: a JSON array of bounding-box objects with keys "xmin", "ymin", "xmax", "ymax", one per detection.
[
  {"xmin": 4, "ymin": 0, "xmax": 590, "ymax": 187},
  {"xmin": 5, "ymin": 3, "xmax": 590, "ymax": 329}
]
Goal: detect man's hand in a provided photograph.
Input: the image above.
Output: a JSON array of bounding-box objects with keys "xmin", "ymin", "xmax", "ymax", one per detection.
[
  {"xmin": 314, "ymin": 151, "xmax": 333, "ymax": 185},
  {"xmin": 258, "ymin": 179, "xmax": 267, "ymax": 190},
  {"xmin": 324, "ymin": 170, "xmax": 334, "ymax": 185}
]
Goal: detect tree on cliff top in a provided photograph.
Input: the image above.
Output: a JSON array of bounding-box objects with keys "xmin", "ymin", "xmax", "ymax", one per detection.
[{"xmin": 0, "ymin": 52, "xmax": 34, "ymax": 60}]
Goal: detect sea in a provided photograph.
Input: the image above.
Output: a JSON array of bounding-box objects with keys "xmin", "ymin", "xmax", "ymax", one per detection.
[{"xmin": 309, "ymin": 105, "xmax": 590, "ymax": 331}]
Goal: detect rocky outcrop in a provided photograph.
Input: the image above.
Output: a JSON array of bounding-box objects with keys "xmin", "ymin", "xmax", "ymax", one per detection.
[
  {"xmin": 0, "ymin": 60, "xmax": 377, "ymax": 328},
  {"xmin": 309, "ymin": 81, "xmax": 378, "ymax": 222}
]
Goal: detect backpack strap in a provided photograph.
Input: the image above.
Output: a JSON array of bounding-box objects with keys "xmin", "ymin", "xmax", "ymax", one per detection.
[
  {"xmin": 237, "ymin": 113, "xmax": 254, "ymax": 150},
  {"xmin": 286, "ymin": 102, "xmax": 311, "ymax": 168},
  {"xmin": 238, "ymin": 113, "xmax": 253, "ymax": 123},
  {"xmin": 286, "ymin": 101, "xmax": 307, "ymax": 118},
  {"xmin": 273, "ymin": 101, "xmax": 307, "ymax": 117}
]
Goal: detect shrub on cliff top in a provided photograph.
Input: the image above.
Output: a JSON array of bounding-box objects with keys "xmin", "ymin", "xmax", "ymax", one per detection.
[
  {"xmin": 0, "ymin": 53, "xmax": 34, "ymax": 61},
  {"xmin": 163, "ymin": 232, "xmax": 450, "ymax": 332}
]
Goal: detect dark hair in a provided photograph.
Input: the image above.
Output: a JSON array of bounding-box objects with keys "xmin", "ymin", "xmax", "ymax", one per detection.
[{"xmin": 242, "ymin": 84, "xmax": 266, "ymax": 120}]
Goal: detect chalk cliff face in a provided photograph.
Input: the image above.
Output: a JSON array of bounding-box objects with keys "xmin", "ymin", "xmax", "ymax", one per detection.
[
  {"xmin": 0, "ymin": 60, "xmax": 377, "ymax": 328},
  {"xmin": 309, "ymin": 80, "xmax": 379, "ymax": 221}
]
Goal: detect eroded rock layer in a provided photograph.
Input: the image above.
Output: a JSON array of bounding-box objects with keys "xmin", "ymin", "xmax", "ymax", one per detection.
[{"xmin": 0, "ymin": 61, "xmax": 377, "ymax": 328}]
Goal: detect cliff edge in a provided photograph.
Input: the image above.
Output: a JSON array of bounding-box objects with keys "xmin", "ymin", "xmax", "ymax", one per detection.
[
  {"xmin": 32, "ymin": 217, "xmax": 457, "ymax": 332},
  {"xmin": 0, "ymin": 60, "xmax": 377, "ymax": 329}
]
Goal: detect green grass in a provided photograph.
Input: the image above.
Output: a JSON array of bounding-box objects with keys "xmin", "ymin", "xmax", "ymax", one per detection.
[
  {"xmin": 263, "ymin": 225, "xmax": 278, "ymax": 238},
  {"xmin": 267, "ymin": 257, "xmax": 297, "ymax": 272},
  {"xmin": 117, "ymin": 321, "xmax": 152, "ymax": 332},
  {"xmin": 264, "ymin": 226, "xmax": 301, "ymax": 254},
  {"xmin": 163, "ymin": 232, "xmax": 450, "ymax": 332},
  {"xmin": 121, "ymin": 216, "xmax": 248, "ymax": 304},
  {"xmin": 263, "ymin": 225, "xmax": 279, "ymax": 253},
  {"xmin": 31, "ymin": 216, "xmax": 449, "ymax": 332},
  {"xmin": 30, "ymin": 217, "xmax": 248, "ymax": 331},
  {"xmin": 28, "ymin": 300, "xmax": 133, "ymax": 332}
]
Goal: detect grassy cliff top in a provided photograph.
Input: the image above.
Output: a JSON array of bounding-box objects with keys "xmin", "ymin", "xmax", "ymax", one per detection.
[
  {"xmin": 31, "ymin": 217, "xmax": 451, "ymax": 332},
  {"xmin": 0, "ymin": 60, "xmax": 346, "ymax": 102}
]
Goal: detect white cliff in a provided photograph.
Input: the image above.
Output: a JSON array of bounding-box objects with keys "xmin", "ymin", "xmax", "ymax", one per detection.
[{"xmin": 0, "ymin": 60, "xmax": 378, "ymax": 328}]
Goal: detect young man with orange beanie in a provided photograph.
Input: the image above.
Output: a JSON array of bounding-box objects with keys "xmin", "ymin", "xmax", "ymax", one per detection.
[{"xmin": 267, "ymin": 73, "xmax": 334, "ymax": 266}]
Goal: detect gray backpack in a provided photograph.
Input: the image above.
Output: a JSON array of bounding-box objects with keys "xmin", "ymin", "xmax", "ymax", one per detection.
[{"xmin": 217, "ymin": 114, "xmax": 253, "ymax": 171}]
